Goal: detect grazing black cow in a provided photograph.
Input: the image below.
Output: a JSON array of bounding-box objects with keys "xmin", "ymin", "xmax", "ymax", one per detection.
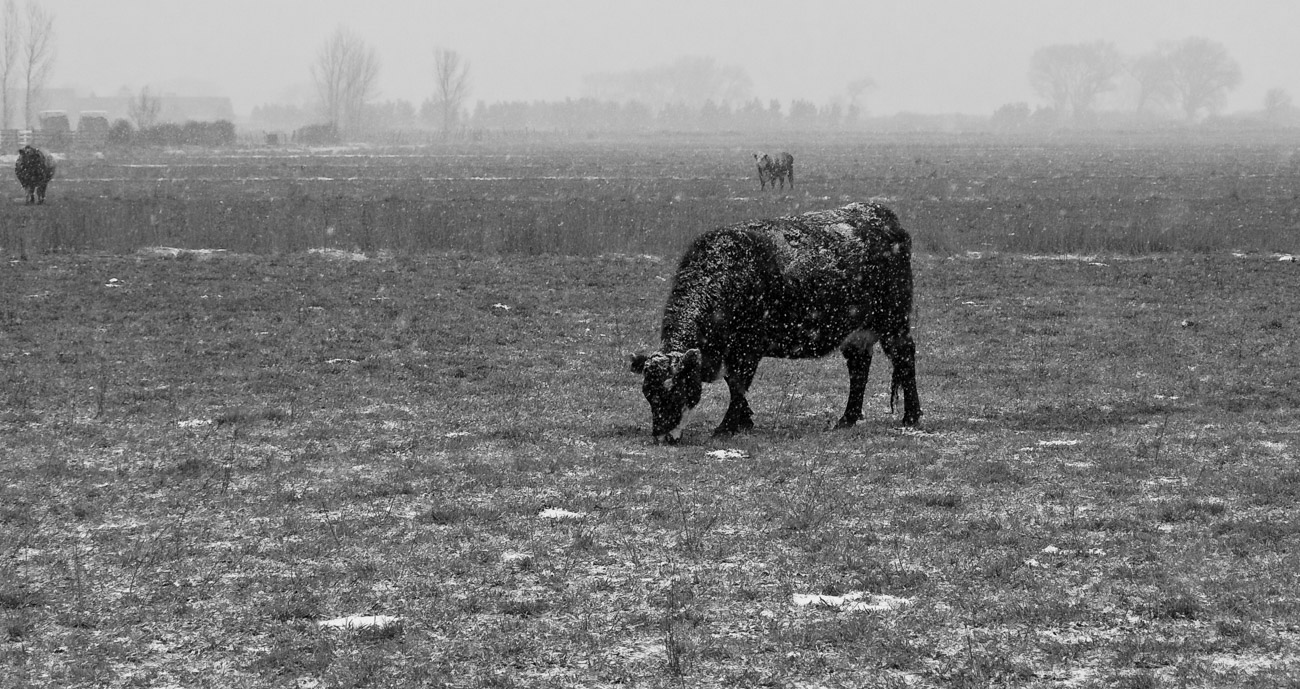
[
  {"xmin": 15, "ymin": 145, "xmax": 56, "ymax": 204},
  {"xmin": 753, "ymin": 151, "xmax": 795, "ymax": 190},
  {"xmin": 630, "ymin": 201, "xmax": 921, "ymax": 444}
]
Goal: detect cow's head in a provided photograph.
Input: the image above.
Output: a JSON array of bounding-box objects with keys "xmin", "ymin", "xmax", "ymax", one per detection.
[
  {"xmin": 753, "ymin": 152, "xmax": 770, "ymax": 167},
  {"xmin": 629, "ymin": 348, "xmax": 702, "ymax": 444}
]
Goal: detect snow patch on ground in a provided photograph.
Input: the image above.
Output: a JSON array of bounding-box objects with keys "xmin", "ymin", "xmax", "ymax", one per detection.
[
  {"xmin": 538, "ymin": 507, "xmax": 586, "ymax": 521},
  {"xmin": 1024, "ymin": 253, "xmax": 1102, "ymax": 262},
  {"xmin": 139, "ymin": 246, "xmax": 231, "ymax": 260},
  {"xmin": 308, "ymin": 248, "xmax": 368, "ymax": 261},
  {"xmin": 319, "ymin": 615, "xmax": 402, "ymax": 630},
  {"xmin": 791, "ymin": 592, "xmax": 911, "ymax": 612}
]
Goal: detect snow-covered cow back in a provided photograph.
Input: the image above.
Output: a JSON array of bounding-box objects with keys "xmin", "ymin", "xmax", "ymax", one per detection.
[{"xmin": 630, "ymin": 201, "xmax": 921, "ymax": 443}]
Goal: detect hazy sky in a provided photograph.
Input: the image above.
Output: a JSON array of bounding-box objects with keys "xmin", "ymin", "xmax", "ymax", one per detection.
[{"xmin": 40, "ymin": 0, "xmax": 1300, "ymax": 117}]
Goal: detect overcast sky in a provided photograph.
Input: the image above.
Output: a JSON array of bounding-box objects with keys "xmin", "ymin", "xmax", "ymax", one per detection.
[{"xmin": 40, "ymin": 0, "xmax": 1300, "ymax": 117}]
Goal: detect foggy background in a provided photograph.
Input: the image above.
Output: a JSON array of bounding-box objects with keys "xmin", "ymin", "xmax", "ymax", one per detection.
[{"xmin": 35, "ymin": 0, "xmax": 1300, "ymax": 120}]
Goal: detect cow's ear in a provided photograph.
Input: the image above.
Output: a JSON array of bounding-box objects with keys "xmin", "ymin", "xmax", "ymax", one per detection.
[{"xmin": 629, "ymin": 352, "xmax": 649, "ymax": 374}]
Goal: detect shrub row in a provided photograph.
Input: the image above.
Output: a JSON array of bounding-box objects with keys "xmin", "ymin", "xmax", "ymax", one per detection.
[{"xmin": 107, "ymin": 119, "xmax": 237, "ymax": 147}]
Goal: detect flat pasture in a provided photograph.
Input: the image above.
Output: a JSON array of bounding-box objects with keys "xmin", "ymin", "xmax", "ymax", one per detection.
[
  {"xmin": 2, "ymin": 237, "xmax": 1298, "ymax": 685},
  {"xmin": 3, "ymin": 130, "xmax": 1299, "ymax": 257}
]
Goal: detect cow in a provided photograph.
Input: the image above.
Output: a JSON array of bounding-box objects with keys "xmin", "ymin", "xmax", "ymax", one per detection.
[
  {"xmin": 753, "ymin": 151, "xmax": 795, "ymax": 190},
  {"xmin": 15, "ymin": 145, "xmax": 56, "ymax": 204},
  {"xmin": 630, "ymin": 201, "xmax": 921, "ymax": 444}
]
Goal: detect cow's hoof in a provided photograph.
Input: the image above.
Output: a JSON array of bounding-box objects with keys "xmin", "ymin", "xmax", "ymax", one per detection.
[
  {"xmin": 834, "ymin": 418, "xmax": 858, "ymax": 430},
  {"xmin": 712, "ymin": 419, "xmax": 753, "ymax": 437}
]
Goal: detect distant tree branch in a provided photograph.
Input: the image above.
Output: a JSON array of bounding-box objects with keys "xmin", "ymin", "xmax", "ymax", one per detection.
[
  {"xmin": 430, "ymin": 48, "xmax": 471, "ymax": 131},
  {"xmin": 311, "ymin": 27, "xmax": 380, "ymax": 135},
  {"xmin": 21, "ymin": 0, "xmax": 54, "ymax": 129},
  {"xmin": 0, "ymin": 0, "xmax": 20, "ymax": 130},
  {"xmin": 128, "ymin": 86, "xmax": 161, "ymax": 130},
  {"xmin": 1163, "ymin": 37, "xmax": 1241, "ymax": 120},
  {"xmin": 1029, "ymin": 42, "xmax": 1121, "ymax": 121}
]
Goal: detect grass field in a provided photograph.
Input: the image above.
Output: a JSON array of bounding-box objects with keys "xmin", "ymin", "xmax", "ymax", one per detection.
[
  {"xmin": 2, "ymin": 235, "xmax": 1298, "ymax": 686},
  {"xmin": 2, "ymin": 132, "xmax": 1300, "ymax": 687}
]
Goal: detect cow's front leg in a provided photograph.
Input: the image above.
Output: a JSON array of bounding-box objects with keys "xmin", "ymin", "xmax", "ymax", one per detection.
[
  {"xmin": 836, "ymin": 344, "xmax": 873, "ymax": 428},
  {"xmin": 715, "ymin": 356, "xmax": 759, "ymax": 436}
]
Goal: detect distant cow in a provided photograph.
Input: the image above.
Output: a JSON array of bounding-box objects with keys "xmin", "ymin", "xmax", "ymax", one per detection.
[
  {"xmin": 15, "ymin": 145, "xmax": 56, "ymax": 204},
  {"xmin": 753, "ymin": 151, "xmax": 794, "ymax": 190},
  {"xmin": 630, "ymin": 201, "xmax": 921, "ymax": 444}
]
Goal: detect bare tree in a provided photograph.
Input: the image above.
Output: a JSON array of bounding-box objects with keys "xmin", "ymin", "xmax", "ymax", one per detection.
[
  {"xmin": 1029, "ymin": 41, "xmax": 1122, "ymax": 120},
  {"xmin": 1264, "ymin": 88, "xmax": 1294, "ymax": 123},
  {"xmin": 431, "ymin": 48, "xmax": 471, "ymax": 132},
  {"xmin": 128, "ymin": 86, "xmax": 161, "ymax": 129},
  {"xmin": 1163, "ymin": 37, "xmax": 1241, "ymax": 120},
  {"xmin": 20, "ymin": 0, "xmax": 53, "ymax": 129},
  {"xmin": 311, "ymin": 27, "xmax": 380, "ymax": 136},
  {"xmin": 846, "ymin": 76, "xmax": 876, "ymax": 111},
  {"xmin": 0, "ymin": 0, "xmax": 19, "ymax": 130},
  {"xmin": 1128, "ymin": 50, "xmax": 1176, "ymax": 113}
]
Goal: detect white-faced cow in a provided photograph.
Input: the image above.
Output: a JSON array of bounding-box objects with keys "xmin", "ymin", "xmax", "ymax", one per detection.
[
  {"xmin": 753, "ymin": 151, "xmax": 794, "ymax": 190},
  {"xmin": 15, "ymin": 145, "xmax": 56, "ymax": 204},
  {"xmin": 630, "ymin": 201, "xmax": 921, "ymax": 444}
]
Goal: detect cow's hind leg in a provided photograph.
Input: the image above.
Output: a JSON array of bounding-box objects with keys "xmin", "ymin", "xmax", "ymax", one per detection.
[
  {"xmin": 36, "ymin": 184, "xmax": 46, "ymax": 204},
  {"xmin": 715, "ymin": 355, "xmax": 759, "ymax": 436},
  {"xmin": 881, "ymin": 333, "xmax": 922, "ymax": 425},
  {"xmin": 836, "ymin": 340, "xmax": 873, "ymax": 428}
]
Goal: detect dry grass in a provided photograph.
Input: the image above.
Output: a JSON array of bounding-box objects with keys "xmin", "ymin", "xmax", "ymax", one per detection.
[
  {"xmin": 2, "ymin": 130, "xmax": 1299, "ymax": 258},
  {"xmin": 2, "ymin": 247, "xmax": 1297, "ymax": 687}
]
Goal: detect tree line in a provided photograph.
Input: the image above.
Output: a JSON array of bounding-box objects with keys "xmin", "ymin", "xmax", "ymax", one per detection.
[
  {"xmin": 308, "ymin": 26, "xmax": 471, "ymax": 137},
  {"xmin": 0, "ymin": 10, "xmax": 1283, "ymax": 145},
  {"xmin": 252, "ymin": 96, "xmax": 880, "ymax": 136},
  {"xmin": 1027, "ymin": 36, "xmax": 1248, "ymax": 123},
  {"xmin": 103, "ymin": 119, "xmax": 236, "ymax": 147},
  {"xmin": 283, "ymin": 27, "xmax": 1283, "ymax": 140},
  {"xmin": 18, "ymin": 14, "xmax": 1266, "ymax": 142},
  {"xmin": 0, "ymin": 0, "xmax": 55, "ymax": 131},
  {"xmin": 297, "ymin": 29, "xmax": 874, "ymax": 137}
]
